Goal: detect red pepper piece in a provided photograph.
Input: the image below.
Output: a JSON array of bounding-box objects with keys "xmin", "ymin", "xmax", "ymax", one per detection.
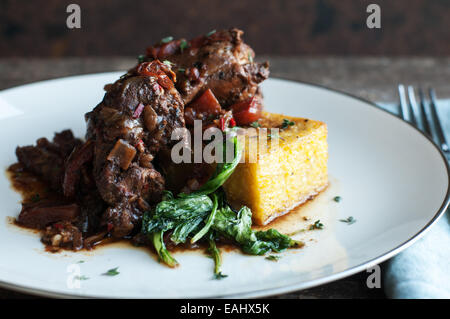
[
  {"xmin": 231, "ymin": 97, "xmax": 262, "ymax": 125},
  {"xmin": 219, "ymin": 117, "xmax": 226, "ymax": 131},
  {"xmin": 132, "ymin": 103, "xmax": 145, "ymax": 119}
]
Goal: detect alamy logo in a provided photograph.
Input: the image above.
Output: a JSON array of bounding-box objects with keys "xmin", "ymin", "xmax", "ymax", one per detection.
[
  {"xmin": 170, "ymin": 120, "xmax": 280, "ymax": 164},
  {"xmin": 366, "ymin": 264, "xmax": 381, "ymax": 288},
  {"xmin": 66, "ymin": 264, "xmax": 88, "ymax": 289},
  {"xmin": 66, "ymin": 4, "xmax": 81, "ymax": 29},
  {"xmin": 366, "ymin": 4, "xmax": 381, "ymax": 29}
]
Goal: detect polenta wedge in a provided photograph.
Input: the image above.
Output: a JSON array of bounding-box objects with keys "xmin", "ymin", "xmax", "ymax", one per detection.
[{"xmin": 223, "ymin": 112, "xmax": 328, "ymax": 225}]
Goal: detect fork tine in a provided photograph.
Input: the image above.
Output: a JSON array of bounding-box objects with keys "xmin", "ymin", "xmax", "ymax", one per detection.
[
  {"xmin": 428, "ymin": 88, "xmax": 449, "ymax": 152},
  {"xmin": 418, "ymin": 88, "xmax": 432, "ymax": 137},
  {"xmin": 407, "ymin": 86, "xmax": 418, "ymax": 127},
  {"xmin": 398, "ymin": 84, "xmax": 409, "ymax": 121}
]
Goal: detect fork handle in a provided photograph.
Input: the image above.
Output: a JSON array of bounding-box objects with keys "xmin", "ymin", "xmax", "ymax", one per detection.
[{"xmin": 429, "ymin": 88, "xmax": 449, "ymax": 153}]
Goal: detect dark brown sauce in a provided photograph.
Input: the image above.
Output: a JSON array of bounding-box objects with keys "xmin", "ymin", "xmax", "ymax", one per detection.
[
  {"xmin": 7, "ymin": 163, "xmax": 62, "ymax": 234},
  {"xmin": 7, "ymin": 163, "xmax": 57, "ymax": 205}
]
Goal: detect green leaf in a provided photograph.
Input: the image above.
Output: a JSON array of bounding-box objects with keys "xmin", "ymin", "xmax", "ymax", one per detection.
[
  {"xmin": 180, "ymin": 39, "xmax": 188, "ymax": 52},
  {"xmin": 212, "ymin": 205, "xmax": 301, "ymax": 255},
  {"xmin": 245, "ymin": 229, "xmax": 302, "ymax": 255},
  {"xmin": 281, "ymin": 119, "xmax": 295, "ymax": 129},
  {"xmin": 142, "ymin": 195, "xmax": 213, "ymax": 234},
  {"xmin": 248, "ymin": 52, "xmax": 253, "ymax": 63},
  {"xmin": 339, "ymin": 216, "xmax": 356, "ymax": 225},
  {"xmin": 74, "ymin": 275, "xmax": 89, "ymax": 280},
  {"xmin": 214, "ymin": 272, "xmax": 228, "ymax": 280},
  {"xmin": 309, "ymin": 220, "xmax": 324, "ymax": 230},
  {"xmin": 170, "ymin": 216, "xmax": 204, "ymax": 244},
  {"xmin": 206, "ymin": 29, "xmax": 216, "ymax": 37},
  {"xmin": 137, "ymin": 54, "xmax": 146, "ymax": 63},
  {"xmin": 191, "ymin": 193, "xmax": 219, "ymax": 243},
  {"xmin": 161, "ymin": 36, "xmax": 173, "ymax": 43},
  {"xmin": 265, "ymin": 255, "xmax": 281, "ymax": 262},
  {"xmin": 152, "ymin": 231, "xmax": 178, "ymax": 268},
  {"xmin": 212, "ymin": 205, "xmax": 254, "ymax": 244},
  {"xmin": 102, "ymin": 267, "xmax": 120, "ymax": 276},
  {"xmin": 190, "ymin": 137, "xmax": 242, "ymax": 196}
]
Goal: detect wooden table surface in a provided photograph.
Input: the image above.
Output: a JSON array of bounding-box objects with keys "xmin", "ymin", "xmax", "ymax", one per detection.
[{"xmin": 1, "ymin": 57, "xmax": 449, "ymax": 299}]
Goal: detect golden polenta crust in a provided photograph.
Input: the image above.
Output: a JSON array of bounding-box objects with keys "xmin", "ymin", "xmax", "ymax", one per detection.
[{"xmin": 223, "ymin": 111, "xmax": 328, "ymax": 225}]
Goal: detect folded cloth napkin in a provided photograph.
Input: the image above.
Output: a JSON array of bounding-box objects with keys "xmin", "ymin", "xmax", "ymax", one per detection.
[{"xmin": 378, "ymin": 100, "xmax": 450, "ymax": 299}]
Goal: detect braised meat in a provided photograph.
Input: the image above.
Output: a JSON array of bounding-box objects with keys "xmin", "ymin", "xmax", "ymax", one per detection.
[
  {"xmin": 11, "ymin": 28, "xmax": 270, "ymax": 250},
  {"xmin": 142, "ymin": 28, "xmax": 269, "ymax": 108},
  {"xmin": 18, "ymin": 200, "xmax": 80, "ymax": 229},
  {"xmin": 16, "ymin": 130, "xmax": 82, "ymax": 192},
  {"xmin": 85, "ymin": 60, "xmax": 184, "ymax": 237},
  {"xmin": 62, "ymin": 140, "xmax": 94, "ymax": 198}
]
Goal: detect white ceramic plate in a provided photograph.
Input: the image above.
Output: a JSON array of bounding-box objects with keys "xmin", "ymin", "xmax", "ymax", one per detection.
[{"xmin": 0, "ymin": 73, "xmax": 448, "ymax": 298}]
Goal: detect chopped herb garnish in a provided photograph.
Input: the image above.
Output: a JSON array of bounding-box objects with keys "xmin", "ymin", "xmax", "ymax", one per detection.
[
  {"xmin": 265, "ymin": 255, "xmax": 281, "ymax": 262},
  {"xmin": 250, "ymin": 121, "xmax": 261, "ymax": 128},
  {"xmin": 281, "ymin": 119, "xmax": 295, "ymax": 129},
  {"xmin": 31, "ymin": 193, "xmax": 40, "ymax": 202},
  {"xmin": 137, "ymin": 54, "xmax": 146, "ymax": 63},
  {"xmin": 340, "ymin": 216, "xmax": 356, "ymax": 225},
  {"xmin": 102, "ymin": 267, "xmax": 120, "ymax": 276},
  {"xmin": 309, "ymin": 220, "xmax": 324, "ymax": 230},
  {"xmin": 161, "ymin": 36, "xmax": 173, "ymax": 43},
  {"xmin": 248, "ymin": 52, "xmax": 253, "ymax": 63},
  {"xmin": 214, "ymin": 272, "xmax": 228, "ymax": 280},
  {"xmin": 334, "ymin": 196, "xmax": 342, "ymax": 203},
  {"xmin": 180, "ymin": 39, "xmax": 188, "ymax": 52},
  {"xmin": 206, "ymin": 29, "xmax": 216, "ymax": 37},
  {"xmin": 74, "ymin": 275, "xmax": 89, "ymax": 281},
  {"xmin": 163, "ymin": 60, "xmax": 173, "ymax": 67}
]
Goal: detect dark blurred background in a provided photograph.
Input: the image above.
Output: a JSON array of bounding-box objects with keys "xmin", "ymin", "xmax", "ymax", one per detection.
[{"xmin": 1, "ymin": 0, "xmax": 450, "ymax": 57}]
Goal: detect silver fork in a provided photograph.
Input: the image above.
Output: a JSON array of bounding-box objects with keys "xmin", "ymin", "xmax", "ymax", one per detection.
[{"xmin": 398, "ymin": 84, "xmax": 450, "ymax": 160}]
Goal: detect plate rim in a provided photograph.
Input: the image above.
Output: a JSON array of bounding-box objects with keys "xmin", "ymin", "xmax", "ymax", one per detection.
[{"xmin": 0, "ymin": 73, "xmax": 449, "ymax": 299}]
